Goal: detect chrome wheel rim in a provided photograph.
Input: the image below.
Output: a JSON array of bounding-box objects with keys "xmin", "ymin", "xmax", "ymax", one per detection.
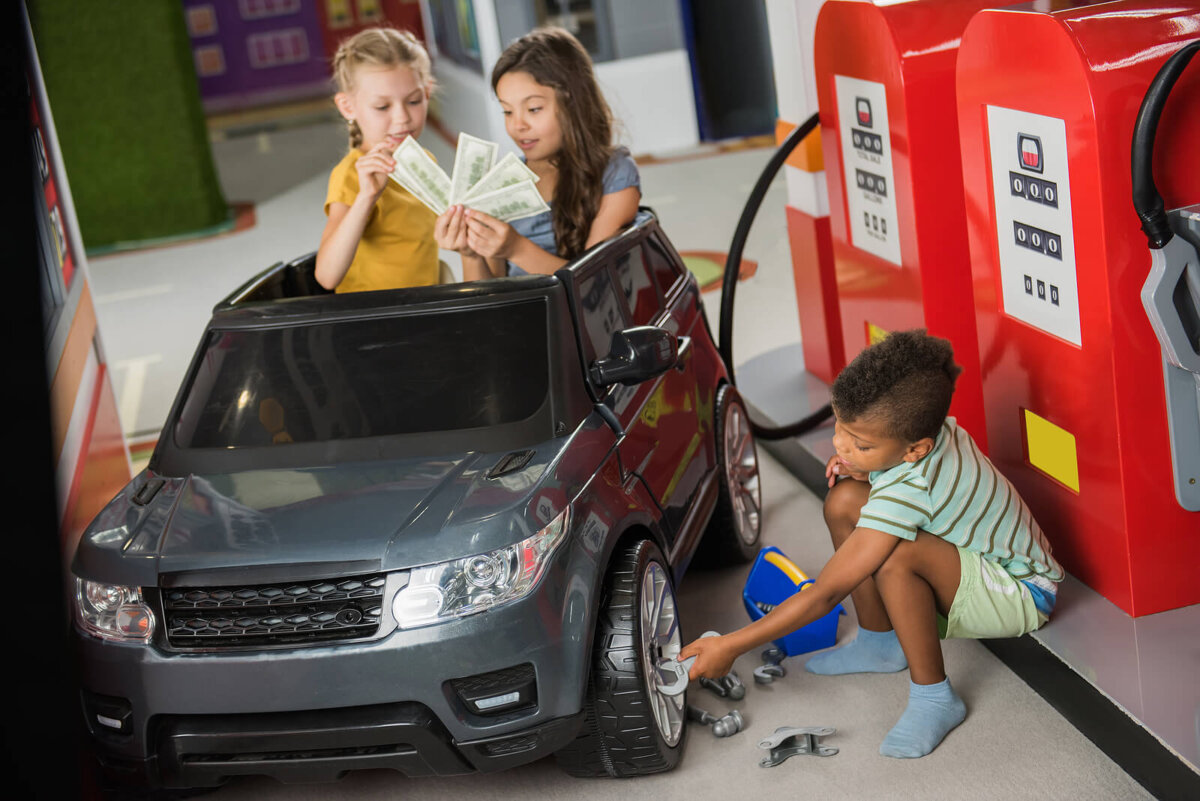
[
  {"xmin": 641, "ymin": 561, "xmax": 684, "ymax": 746},
  {"xmin": 725, "ymin": 400, "xmax": 762, "ymax": 545}
]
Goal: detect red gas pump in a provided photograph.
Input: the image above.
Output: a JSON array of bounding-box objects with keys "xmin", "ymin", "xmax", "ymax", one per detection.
[
  {"xmin": 814, "ymin": 0, "xmax": 1006, "ymax": 451},
  {"xmin": 956, "ymin": 2, "xmax": 1200, "ymax": 617}
]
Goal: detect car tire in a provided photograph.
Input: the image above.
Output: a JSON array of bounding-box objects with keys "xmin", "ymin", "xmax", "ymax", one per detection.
[
  {"xmin": 697, "ymin": 384, "xmax": 763, "ymax": 566},
  {"xmin": 554, "ymin": 539, "xmax": 686, "ymax": 777}
]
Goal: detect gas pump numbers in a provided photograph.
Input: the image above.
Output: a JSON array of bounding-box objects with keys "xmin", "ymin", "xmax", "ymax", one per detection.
[
  {"xmin": 856, "ymin": 169, "xmax": 887, "ymax": 197},
  {"xmin": 836, "ymin": 76, "xmax": 902, "ymax": 267},
  {"xmin": 852, "ymin": 129, "xmax": 884, "ymax": 154},
  {"xmin": 986, "ymin": 106, "xmax": 1080, "ymax": 346},
  {"xmin": 1013, "ymin": 222, "xmax": 1062, "ymax": 260},
  {"xmin": 1009, "ymin": 172, "xmax": 1058, "ymax": 207}
]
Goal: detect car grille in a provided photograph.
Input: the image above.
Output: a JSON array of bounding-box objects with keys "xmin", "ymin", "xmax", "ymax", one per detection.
[{"xmin": 162, "ymin": 573, "xmax": 386, "ymax": 649}]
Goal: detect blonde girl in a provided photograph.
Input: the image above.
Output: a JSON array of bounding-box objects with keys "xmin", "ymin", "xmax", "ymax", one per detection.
[
  {"xmin": 436, "ymin": 27, "xmax": 641, "ymax": 276},
  {"xmin": 319, "ymin": 28, "xmax": 462, "ymax": 292}
]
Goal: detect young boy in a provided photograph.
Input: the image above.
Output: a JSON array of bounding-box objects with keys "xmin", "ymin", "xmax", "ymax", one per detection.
[{"xmin": 679, "ymin": 329, "xmax": 1063, "ymax": 758}]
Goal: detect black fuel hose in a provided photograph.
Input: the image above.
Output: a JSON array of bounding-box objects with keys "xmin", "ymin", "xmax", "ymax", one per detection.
[
  {"xmin": 718, "ymin": 112, "xmax": 833, "ymax": 440},
  {"xmin": 1132, "ymin": 39, "xmax": 1199, "ymax": 249}
]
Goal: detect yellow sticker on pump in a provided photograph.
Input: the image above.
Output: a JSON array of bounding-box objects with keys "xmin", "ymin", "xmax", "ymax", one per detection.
[{"xmin": 1023, "ymin": 408, "xmax": 1080, "ymax": 492}]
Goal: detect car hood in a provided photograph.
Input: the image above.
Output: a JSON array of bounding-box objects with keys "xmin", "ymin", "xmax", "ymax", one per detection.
[{"xmin": 74, "ymin": 446, "xmax": 575, "ymax": 587}]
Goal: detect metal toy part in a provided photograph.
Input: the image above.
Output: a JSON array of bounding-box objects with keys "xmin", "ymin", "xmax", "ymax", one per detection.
[
  {"xmin": 656, "ymin": 630, "xmax": 720, "ymax": 697},
  {"xmin": 687, "ymin": 705, "xmax": 746, "ymax": 738},
  {"xmin": 699, "ymin": 670, "xmax": 746, "ymax": 700},
  {"xmin": 758, "ymin": 726, "xmax": 838, "ymax": 767},
  {"xmin": 753, "ymin": 647, "xmax": 788, "ymax": 684}
]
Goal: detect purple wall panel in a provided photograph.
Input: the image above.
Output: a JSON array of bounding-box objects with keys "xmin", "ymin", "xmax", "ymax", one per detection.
[{"xmin": 184, "ymin": 0, "xmax": 331, "ymax": 111}]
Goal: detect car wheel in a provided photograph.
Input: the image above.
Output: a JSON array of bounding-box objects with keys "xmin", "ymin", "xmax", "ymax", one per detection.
[
  {"xmin": 697, "ymin": 384, "xmax": 763, "ymax": 565},
  {"xmin": 554, "ymin": 539, "xmax": 686, "ymax": 777}
]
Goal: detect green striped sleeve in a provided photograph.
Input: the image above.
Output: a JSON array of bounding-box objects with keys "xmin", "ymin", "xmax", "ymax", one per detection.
[{"xmin": 859, "ymin": 482, "xmax": 930, "ymax": 541}]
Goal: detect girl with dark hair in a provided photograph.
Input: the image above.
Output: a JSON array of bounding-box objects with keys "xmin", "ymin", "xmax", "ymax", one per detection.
[{"xmin": 436, "ymin": 27, "xmax": 641, "ymax": 276}]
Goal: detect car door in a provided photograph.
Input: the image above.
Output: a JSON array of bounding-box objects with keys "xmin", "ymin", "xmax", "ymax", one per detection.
[{"xmin": 570, "ymin": 235, "xmax": 712, "ymax": 542}]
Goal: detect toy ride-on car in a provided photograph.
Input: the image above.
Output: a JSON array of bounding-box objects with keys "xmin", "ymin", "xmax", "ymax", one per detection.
[{"xmin": 70, "ymin": 210, "xmax": 763, "ymax": 793}]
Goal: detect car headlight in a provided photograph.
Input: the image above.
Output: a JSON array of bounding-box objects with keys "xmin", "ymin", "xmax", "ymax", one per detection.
[
  {"xmin": 75, "ymin": 579, "xmax": 155, "ymax": 642},
  {"xmin": 393, "ymin": 506, "xmax": 571, "ymax": 629}
]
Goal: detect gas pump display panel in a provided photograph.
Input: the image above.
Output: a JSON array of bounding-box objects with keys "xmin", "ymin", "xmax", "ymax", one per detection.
[
  {"xmin": 986, "ymin": 106, "xmax": 1080, "ymax": 346},
  {"xmin": 835, "ymin": 75, "xmax": 901, "ymax": 267}
]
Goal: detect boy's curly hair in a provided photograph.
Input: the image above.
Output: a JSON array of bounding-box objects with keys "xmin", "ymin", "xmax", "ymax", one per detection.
[{"xmin": 831, "ymin": 329, "xmax": 962, "ymax": 443}]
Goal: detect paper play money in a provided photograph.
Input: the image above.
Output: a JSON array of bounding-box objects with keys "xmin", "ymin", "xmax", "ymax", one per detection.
[
  {"xmin": 392, "ymin": 136, "xmax": 450, "ymax": 214},
  {"xmin": 467, "ymin": 179, "xmax": 550, "ymax": 223},
  {"xmin": 449, "ymin": 132, "xmax": 498, "ymax": 205},
  {"xmin": 462, "ymin": 152, "xmax": 541, "ymax": 203},
  {"xmin": 389, "ymin": 160, "xmax": 444, "ymax": 216}
]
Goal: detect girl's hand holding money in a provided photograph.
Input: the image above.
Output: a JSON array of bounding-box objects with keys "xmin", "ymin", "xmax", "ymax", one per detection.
[
  {"xmin": 435, "ymin": 206, "xmax": 477, "ymax": 257},
  {"xmin": 354, "ymin": 141, "xmax": 397, "ymax": 204},
  {"xmin": 465, "ymin": 210, "xmax": 521, "ymax": 260}
]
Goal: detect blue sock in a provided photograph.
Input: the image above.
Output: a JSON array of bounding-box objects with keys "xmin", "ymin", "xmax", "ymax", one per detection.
[
  {"xmin": 879, "ymin": 678, "xmax": 966, "ymax": 758},
  {"xmin": 804, "ymin": 627, "xmax": 908, "ymax": 675}
]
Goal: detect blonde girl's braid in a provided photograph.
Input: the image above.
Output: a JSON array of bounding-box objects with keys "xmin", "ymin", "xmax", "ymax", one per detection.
[{"xmin": 331, "ymin": 27, "xmax": 434, "ymax": 151}]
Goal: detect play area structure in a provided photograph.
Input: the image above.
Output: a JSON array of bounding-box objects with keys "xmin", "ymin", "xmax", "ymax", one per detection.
[
  {"xmin": 28, "ymin": 0, "xmax": 1199, "ymax": 794},
  {"xmin": 744, "ymin": 0, "xmax": 1199, "ymax": 788}
]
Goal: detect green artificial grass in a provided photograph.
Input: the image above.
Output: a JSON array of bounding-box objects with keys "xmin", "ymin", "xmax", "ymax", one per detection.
[{"xmin": 28, "ymin": 0, "xmax": 227, "ymax": 250}]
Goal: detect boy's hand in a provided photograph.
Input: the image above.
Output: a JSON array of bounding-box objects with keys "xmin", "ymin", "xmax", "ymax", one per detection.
[
  {"xmin": 355, "ymin": 141, "xmax": 396, "ymax": 204},
  {"xmin": 826, "ymin": 454, "xmax": 869, "ymax": 487},
  {"xmin": 435, "ymin": 206, "xmax": 477, "ymax": 256},
  {"xmin": 677, "ymin": 634, "xmax": 739, "ymax": 680},
  {"xmin": 465, "ymin": 210, "xmax": 521, "ymax": 260}
]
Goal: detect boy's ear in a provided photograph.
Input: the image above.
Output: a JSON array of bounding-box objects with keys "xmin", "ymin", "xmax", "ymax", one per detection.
[
  {"xmin": 903, "ymin": 437, "xmax": 935, "ymax": 462},
  {"xmin": 334, "ymin": 92, "xmax": 354, "ymax": 121}
]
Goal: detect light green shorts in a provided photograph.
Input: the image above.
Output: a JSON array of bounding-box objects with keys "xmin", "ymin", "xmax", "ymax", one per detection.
[{"xmin": 939, "ymin": 548, "xmax": 1048, "ymax": 640}]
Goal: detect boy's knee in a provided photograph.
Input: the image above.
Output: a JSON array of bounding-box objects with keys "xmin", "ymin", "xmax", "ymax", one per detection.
[
  {"xmin": 874, "ymin": 539, "xmax": 917, "ymax": 582},
  {"xmin": 823, "ymin": 479, "xmax": 870, "ymax": 532}
]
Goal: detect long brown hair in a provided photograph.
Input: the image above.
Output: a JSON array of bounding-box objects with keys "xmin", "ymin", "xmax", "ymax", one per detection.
[
  {"xmin": 332, "ymin": 27, "xmax": 433, "ymax": 150},
  {"xmin": 492, "ymin": 28, "xmax": 614, "ymax": 260}
]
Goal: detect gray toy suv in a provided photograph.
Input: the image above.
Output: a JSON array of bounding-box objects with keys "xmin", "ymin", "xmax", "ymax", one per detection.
[{"xmin": 71, "ymin": 211, "xmax": 762, "ymax": 793}]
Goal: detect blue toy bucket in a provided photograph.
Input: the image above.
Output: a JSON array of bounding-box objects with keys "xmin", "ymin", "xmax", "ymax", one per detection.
[{"xmin": 742, "ymin": 546, "xmax": 844, "ymax": 657}]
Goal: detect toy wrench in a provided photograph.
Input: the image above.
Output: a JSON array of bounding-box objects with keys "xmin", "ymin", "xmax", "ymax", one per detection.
[
  {"xmin": 658, "ymin": 655, "xmax": 697, "ymax": 696},
  {"xmin": 656, "ymin": 630, "xmax": 720, "ymax": 697}
]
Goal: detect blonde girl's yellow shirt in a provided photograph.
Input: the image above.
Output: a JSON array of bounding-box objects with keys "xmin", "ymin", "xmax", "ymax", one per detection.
[{"xmin": 324, "ymin": 148, "xmax": 438, "ymax": 293}]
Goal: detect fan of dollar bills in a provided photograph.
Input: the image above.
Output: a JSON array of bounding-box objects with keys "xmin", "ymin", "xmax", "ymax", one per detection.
[{"xmin": 388, "ymin": 132, "xmax": 551, "ymax": 223}]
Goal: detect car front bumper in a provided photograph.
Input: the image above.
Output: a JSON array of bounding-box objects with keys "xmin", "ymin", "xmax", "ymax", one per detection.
[{"xmin": 76, "ymin": 557, "xmax": 596, "ymax": 789}]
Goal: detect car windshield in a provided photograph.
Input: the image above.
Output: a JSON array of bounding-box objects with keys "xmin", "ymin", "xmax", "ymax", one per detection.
[{"xmin": 173, "ymin": 300, "xmax": 549, "ymax": 449}]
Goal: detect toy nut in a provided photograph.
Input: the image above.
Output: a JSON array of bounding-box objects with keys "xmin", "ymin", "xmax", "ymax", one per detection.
[
  {"xmin": 725, "ymin": 672, "xmax": 746, "ymax": 700},
  {"xmin": 762, "ymin": 647, "xmax": 786, "ymax": 665},
  {"xmin": 712, "ymin": 710, "xmax": 745, "ymax": 738}
]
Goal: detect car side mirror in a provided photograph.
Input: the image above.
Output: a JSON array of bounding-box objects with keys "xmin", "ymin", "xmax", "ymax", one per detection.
[{"xmin": 590, "ymin": 326, "xmax": 679, "ymax": 387}]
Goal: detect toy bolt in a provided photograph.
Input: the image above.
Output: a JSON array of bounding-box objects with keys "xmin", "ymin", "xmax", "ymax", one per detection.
[
  {"xmin": 687, "ymin": 705, "xmax": 745, "ymax": 738},
  {"xmin": 712, "ymin": 709, "xmax": 745, "ymax": 738},
  {"xmin": 699, "ymin": 670, "xmax": 746, "ymax": 699}
]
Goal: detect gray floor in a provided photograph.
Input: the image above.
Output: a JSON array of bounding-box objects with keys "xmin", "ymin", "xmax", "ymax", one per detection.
[{"xmin": 82, "ymin": 115, "xmax": 1180, "ymax": 798}]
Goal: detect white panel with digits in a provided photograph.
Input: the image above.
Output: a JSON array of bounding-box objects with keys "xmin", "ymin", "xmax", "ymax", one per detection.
[
  {"xmin": 835, "ymin": 75, "xmax": 901, "ymax": 267},
  {"xmin": 986, "ymin": 106, "xmax": 1081, "ymax": 346}
]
